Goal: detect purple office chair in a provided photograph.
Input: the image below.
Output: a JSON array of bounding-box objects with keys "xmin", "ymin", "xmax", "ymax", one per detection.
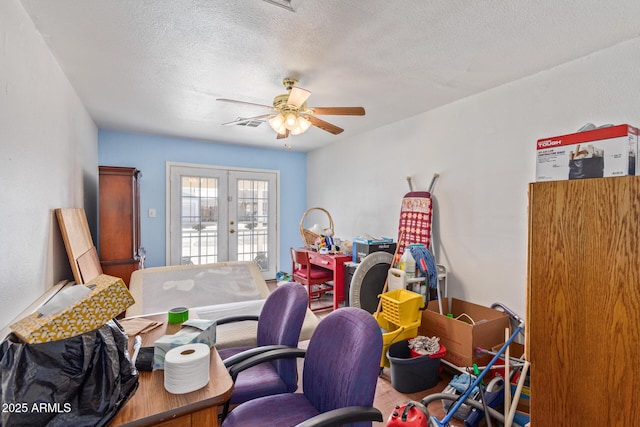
[
  {"xmin": 218, "ymin": 282, "xmax": 309, "ymax": 417},
  {"xmin": 221, "ymin": 307, "xmax": 383, "ymax": 427}
]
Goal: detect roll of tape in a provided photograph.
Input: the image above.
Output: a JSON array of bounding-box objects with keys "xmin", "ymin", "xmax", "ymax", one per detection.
[
  {"xmin": 168, "ymin": 307, "xmax": 189, "ymax": 324},
  {"xmin": 164, "ymin": 343, "xmax": 210, "ymax": 394}
]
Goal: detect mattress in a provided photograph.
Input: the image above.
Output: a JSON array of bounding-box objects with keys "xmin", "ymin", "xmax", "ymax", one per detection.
[{"xmin": 125, "ymin": 261, "xmax": 318, "ymax": 348}]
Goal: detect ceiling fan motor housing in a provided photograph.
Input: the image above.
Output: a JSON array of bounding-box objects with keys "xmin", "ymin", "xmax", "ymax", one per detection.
[{"xmin": 272, "ymin": 93, "xmax": 295, "ymax": 110}]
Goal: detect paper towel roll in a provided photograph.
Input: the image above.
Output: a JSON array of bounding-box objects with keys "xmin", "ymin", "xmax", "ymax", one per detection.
[{"xmin": 163, "ymin": 343, "xmax": 210, "ymax": 394}]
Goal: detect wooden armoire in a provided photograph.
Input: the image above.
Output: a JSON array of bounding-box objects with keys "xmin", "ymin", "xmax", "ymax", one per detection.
[
  {"xmin": 98, "ymin": 166, "xmax": 143, "ymax": 286},
  {"xmin": 527, "ymin": 175, "xmax": 640, "ymax": 426}
]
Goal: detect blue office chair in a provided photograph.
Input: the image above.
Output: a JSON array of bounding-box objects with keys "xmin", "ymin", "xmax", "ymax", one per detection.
[
  {"xmin": 221, "ymin": 307, "xmax": 383, "ymax": 427},
  {"xmin": 217, "ymin": 282, "xmax": 309, "ymax": 417}
]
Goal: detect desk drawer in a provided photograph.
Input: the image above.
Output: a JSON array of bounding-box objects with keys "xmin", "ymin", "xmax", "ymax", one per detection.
[{"xmin": 307, "ymin": 252, "xmax": 336, "ymax": 269}]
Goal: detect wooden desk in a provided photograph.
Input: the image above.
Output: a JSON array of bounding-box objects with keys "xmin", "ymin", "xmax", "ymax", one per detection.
[
  {"xmin": 109, "ymin": 314, "xmax": 233, "ymax": 427},
  {"xmin": 303, "ymin": 249, "xmax": 352, "ymax": 310}
]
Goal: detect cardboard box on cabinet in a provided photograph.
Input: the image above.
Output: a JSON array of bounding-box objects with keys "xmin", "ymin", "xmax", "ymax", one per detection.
[{"xmin": 536, "ymin": 124, "xmax": 639, "ymax": 182}]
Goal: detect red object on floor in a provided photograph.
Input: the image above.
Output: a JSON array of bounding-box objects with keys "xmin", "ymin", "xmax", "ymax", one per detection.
[{"xmin": 387, "ymin": 401, "xmax": 429, "ymax": 427}]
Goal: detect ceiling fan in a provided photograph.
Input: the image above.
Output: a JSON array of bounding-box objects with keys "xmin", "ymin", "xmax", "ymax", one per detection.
[{"xmin": 217, "ymin": 77, "xmax": 365, "ymax": 140}]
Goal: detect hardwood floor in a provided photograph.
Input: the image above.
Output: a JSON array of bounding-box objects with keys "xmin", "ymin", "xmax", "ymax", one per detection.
[{"xmin": 374, "ymin": 366, "xmax": 464, "ymax": 426}]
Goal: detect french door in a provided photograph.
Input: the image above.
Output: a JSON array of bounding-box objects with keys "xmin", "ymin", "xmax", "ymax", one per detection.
[{"xmin": 167, "ymin": 163, "xmax": 278, "ymax": 278}]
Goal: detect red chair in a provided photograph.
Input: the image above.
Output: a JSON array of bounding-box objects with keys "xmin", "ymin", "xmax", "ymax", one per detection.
[{"xmin": 290, "ymin": 248, "xmax": 334, "ymax": 312}]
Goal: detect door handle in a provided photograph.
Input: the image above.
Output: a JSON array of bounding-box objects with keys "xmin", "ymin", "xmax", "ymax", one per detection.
[{"xmin": 230, "ymin": 229, "xmax": 236, "ymax": 234}]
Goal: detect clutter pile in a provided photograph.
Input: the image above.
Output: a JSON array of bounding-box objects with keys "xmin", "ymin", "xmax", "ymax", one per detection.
[{"xmin": 1, "ymin": 275, "xmax": 138, "ymax": 426}]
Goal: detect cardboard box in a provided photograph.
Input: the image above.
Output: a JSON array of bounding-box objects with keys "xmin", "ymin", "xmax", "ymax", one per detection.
[
  {"xmin": 352, "ymin": 237, "xmax": 396, "ymax": 263},
  {"xmin": 419, "ymin": 298, "xmax": 510, "ymax": 367},
  {"xmin": 10, "ymin": 274, "xmax": 135, "ymax": 344},
  {"xmin": 536, "ymin": 124, "xmax": 638, "ymax": 182}
]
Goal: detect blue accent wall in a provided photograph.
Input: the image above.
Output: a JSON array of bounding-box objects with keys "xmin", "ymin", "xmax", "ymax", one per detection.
[{"xmin": 98, "ymin": 130, "xmax": 307, "ymax": 276}]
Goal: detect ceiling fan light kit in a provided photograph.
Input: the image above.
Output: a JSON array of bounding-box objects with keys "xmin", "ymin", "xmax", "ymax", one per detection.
[
  {"xmin": 218, "ymin": 77, "xmax": 365, "ymax": 143},
  {"xmin": 285, "ymin": 112, "xmax": 297, "ymax": 128},
  {"xmin": 294, "ymin": 115, "xmax": 311, "ymax": 133},
  {"xmin": 269, "ymin": 112, "xmax": 311, "ymax": 135},
  {"xmin": 268, "ymin": 114, "xmax": 286, "ymax": 133}
]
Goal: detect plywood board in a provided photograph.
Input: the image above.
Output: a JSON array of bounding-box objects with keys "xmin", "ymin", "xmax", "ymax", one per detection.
[
  {"xmin": 77, "ymin": 246, "xmax": 103, "ymax": 283},
  {"xmin": 56, "ymin": 208, "xmax": 95, "ymax": 284}
]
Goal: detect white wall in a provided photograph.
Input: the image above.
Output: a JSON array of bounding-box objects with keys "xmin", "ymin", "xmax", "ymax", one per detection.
[
  {"xmin": 0, "ymin": 0, "xmax": 98, "ymax": 328},
  {"xmin": 308, "ymin": 38, "xmax": 640, "ymax": 318}
]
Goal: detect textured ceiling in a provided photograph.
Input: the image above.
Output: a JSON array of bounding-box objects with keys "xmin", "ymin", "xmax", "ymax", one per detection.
[{"xmin": 19, "ymin": 0, "xmax": 640, "ymax": 151}]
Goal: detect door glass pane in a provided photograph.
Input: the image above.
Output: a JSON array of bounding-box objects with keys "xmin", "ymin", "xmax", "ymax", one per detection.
[
  {"xmin": 181, "ymin": 176, "xmax": 218, "ymax": 265},
  {"xmin": 169, "ymin": 163, "xmax": 277, "ymax": 278},
  {"xmin": 236, "ymin": 179, "xmax": 269, "ymax": 271}
]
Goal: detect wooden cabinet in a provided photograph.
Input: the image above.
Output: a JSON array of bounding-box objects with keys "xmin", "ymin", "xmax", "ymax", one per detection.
[
  {"xmin": 527, "ymin": 176, "xmax": 640, "ymax": 426},
  {"xmin": 99, "ymin": 166, "xmax": 143, "ymax": 286}
]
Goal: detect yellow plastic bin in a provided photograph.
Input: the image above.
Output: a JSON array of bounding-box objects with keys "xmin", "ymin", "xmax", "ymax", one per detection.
[
  {"xmin": 375, "ymin": 289, "xmax": 424, "ymax": 368},
  {"xmin": 379, "ymin": 289, "xmax": 424, "ymax": 325},
  {"xmin": 376, "ymin": 315, "xmax": 420, "ymax": 368}
]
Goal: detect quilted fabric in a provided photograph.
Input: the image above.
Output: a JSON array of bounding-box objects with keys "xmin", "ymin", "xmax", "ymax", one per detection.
[{"xmin": 397, "ymin": 191, "xmax": 433, "ymax": 256}]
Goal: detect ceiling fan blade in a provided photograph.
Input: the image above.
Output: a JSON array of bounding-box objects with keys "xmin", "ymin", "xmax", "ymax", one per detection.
[
  {"xmin": 287, "ymin": 87, "xmax": 311, "ymax": 108},
  {"xmin": 276, "ymin": 129, "xmax": 290, "ymax": 139},
  {"xmin": 307, "ymin": 116, "xmax": 344, "ymax": 135},
  {"xmin": 308, "ymin": 107, "xmax": 365, "ymax": 116},
  {"xmin": 217, "ymin": 98, "xmax": 276, "ymax": 111},
  {"xmin": 221, "ymin": 114, "xmax": 273, "ymax": 126}
]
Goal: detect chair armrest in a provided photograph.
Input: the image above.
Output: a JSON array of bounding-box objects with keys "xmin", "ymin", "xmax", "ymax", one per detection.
[
  {"xmin": 294, "ymin": 406, "xmax": 383, "ymax": 427},
  {"xmin": 223, "ymin": 345, "xmax": 295, "ymax": 368},
  {"xmin": 215, "ymin": 314, "xmax": 260, "ymax": 325},
  {"xmin": 228, "ymin": 347, "xmax": 306, "ymax": 382}
]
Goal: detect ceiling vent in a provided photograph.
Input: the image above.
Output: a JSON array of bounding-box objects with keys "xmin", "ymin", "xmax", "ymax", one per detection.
[
  {"xmin": 235, "ymin": 118, "xmax": 264, "ymax": 127},
  {"xmin": 261, "ymin": 0, "xmax": 296, "ymax": 12}
]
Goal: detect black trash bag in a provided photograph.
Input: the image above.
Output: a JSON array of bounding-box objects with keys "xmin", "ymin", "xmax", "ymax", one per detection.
[
  {"xmin": 0, "ymin": 319, "xmax": 138, "ymax": 427},
  {"xmin": 568, "ymin": 157, "xmax": 604, "ymax": 180}
]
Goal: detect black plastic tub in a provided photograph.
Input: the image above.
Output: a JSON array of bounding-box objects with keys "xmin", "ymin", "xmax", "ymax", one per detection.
[{"xmin": 387, "ymin": 340, "xmax": 443, "ymax": 393}]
